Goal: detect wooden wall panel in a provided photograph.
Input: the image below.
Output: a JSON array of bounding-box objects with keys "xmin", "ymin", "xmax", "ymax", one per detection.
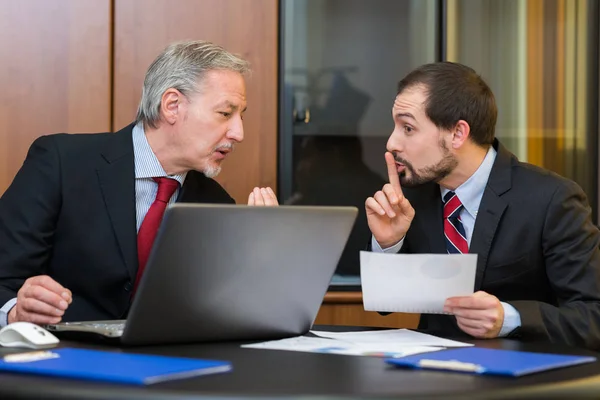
[
  {"xmin": 526, "ymin": 0, "xmax": 545, "ymax": 166},
  {"xmin": 314, "ymin": 292, "xmax": 420, "ymax": 329},
  {"xmin": 0, "ymin": 0, "xmax": 111, "ymax": 194},
  {"xmin": 113, "ymin": 0, "xmax": 278, "ymax": 202}
]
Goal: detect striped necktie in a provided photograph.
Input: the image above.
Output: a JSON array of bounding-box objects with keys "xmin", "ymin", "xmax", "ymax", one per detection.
[{"xmin": 443, "ymin": 191, "xmax": 468, "ymax": 254}]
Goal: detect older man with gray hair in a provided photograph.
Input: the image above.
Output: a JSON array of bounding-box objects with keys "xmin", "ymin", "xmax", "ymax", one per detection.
[{"xmin": 0, "ymin": 40, "xmax": 277, "ymax": 326}]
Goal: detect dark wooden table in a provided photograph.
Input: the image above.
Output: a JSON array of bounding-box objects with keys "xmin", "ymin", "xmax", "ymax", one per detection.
[{"xmin": 0, "ymin": 326, "xmax": 599, "ymax": 400}]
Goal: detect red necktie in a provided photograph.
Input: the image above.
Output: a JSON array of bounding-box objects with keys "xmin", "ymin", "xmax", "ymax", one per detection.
[
  {"xmin": 443, "ymin": 191, "xmax": 468, "ymax": 254},
  {"xmin": 134, "ymin": 177, "xmax": 179, "ymax": 294}
]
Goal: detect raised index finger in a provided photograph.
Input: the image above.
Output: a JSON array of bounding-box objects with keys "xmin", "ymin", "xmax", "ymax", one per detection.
[{"xmin": 385, "ymin": 152, "xmax": 402, "ymax": 193}]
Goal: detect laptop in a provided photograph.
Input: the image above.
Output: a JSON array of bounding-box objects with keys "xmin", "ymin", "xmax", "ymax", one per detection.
[{"xmin": 46, "ymin": 204, "xmax": 357, "ymax": 345}]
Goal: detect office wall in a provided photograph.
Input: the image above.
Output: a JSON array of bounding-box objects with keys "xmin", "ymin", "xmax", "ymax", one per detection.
[
  {"xmin": 113, "ymin": 0, "xmax": 278, "ymax": 202},
  {"xmin": 0, "ymin": 0, "xmax": 112, "ymax": 194}
]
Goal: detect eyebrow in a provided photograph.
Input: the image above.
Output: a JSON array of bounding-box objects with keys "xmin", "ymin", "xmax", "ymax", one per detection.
[
  {"xmin": 216, "ymin": 101, "xmax": 247, "ymax": 113},
  {"xmin": 395, "ymin": 112, "xmax": 416, "ymax": 121}
]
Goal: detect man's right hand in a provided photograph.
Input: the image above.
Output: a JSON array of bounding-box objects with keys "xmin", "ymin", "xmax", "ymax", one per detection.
[
  {"xmin": 365, "ymin": 152, "xmax": 415, "ymax": 248},
  {"xmin": 8, "ymin": 275, "xmax": 72, "ymax": 325}
]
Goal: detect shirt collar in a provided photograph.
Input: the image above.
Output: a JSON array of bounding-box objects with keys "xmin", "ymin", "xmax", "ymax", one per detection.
[
  {"xmin": 132, "ymin": 123, "xmax": 187, "ymax": 186},
  {"xmin": 441, "ymin": 146, "xmax": 497, "ymax": 218}
]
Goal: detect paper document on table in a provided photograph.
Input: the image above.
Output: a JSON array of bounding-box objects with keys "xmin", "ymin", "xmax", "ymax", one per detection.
[
  {"xmin": 310, "ymin": 329, "xmax": 472, "ymax": 348},
  {"xmin": 242, "ymin": 336, "xmax": 443, "ymax": 358},
  {"xmin": 360, "ymin": 251, "xmax": 477, "ymax": 314}
]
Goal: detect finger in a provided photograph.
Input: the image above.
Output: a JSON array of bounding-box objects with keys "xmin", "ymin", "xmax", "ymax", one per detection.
[
  {"xmin": 23, "ymin": 285, "xmax": 69, "ymax": 310},
  {"xmin": 382, "ymin": 184, "xmax": 399, "ymax": 207},
  {"xmin": 385, "ymin": 152, "xmax": 402, "ymax": 193},
  {"xmin": 456, "ymin": 316, "xmax": 495, "ymax": 333},
  {"xmin": 29, "ymin": 275, "xmax": 70, "ymax": 301},
  {"xmin": 456, "ymin": 320, "xmax": 486, "ymax": 338},
  {"xmin": 365, "ymin": 197, "xmax": 386, "ymax": 216},
  {"xmin": 445, "ymin": 296, "xmax": 494, "ymax": 310},
  {"xmin": 451, "ymin": 308, "xmax": 490, "ymax": 321},
  {"xmin": 17, "ymin": 310, "xmax": 62, "ymax": 325},
  {"xmin": 454, "ymin": 305, "xmax": 502, "ymax": 326},
  {"xmin": 20, "ymin": 297, "xmax": 65, "ymax": 317},
  {"xmin": 65, "ymin": 288, "xmax": 73, "ymax": 304},
  {"xmin": 455, "ymin": 315, "xmax": 487, "ymax": 330},
  {"xmin": 266, "ymin": 187, "xmax": 279, "ymax": 205},
  {"xmin": 397, "ymin": 196, "xmax": 414, "ymax": 218},
  {"xmin": 261, "ymin": 188, "xmax": 277, "ymax": 206},
  {"xmin": 374, "ymin": 191, "xmax": 396, "ymax": 218},
  {"xmin": 253, "ymin": 187, "xmax": 265, "ymax": 206},
  {"xmin": 248, "ymin": 191, "xmax": 255, "ymax": 205}
]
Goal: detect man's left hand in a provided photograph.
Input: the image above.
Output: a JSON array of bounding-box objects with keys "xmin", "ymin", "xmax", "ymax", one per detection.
[
  {"xmin": 444, "ymin": 291, "xmax": 504, "ymax": 339},
  {"xmin": 248, "ymin": 187, "xmax": 278, "ymax": 206}
]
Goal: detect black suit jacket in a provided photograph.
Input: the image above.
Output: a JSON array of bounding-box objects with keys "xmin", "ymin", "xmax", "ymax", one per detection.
[
  {"xmin": 397, "ymin": 140, "xmax": 600, "ymax": 349},
  {"xmin": 0, "ymin": 124, "xmax": 234, "ymax": 321}
]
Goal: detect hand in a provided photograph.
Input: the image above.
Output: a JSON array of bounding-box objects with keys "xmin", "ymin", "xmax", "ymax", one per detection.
[
  {"xmin": 365, "ymin": 152, "xmax": 415, "ymax": 248},
  {"xmin": 8, "ymin": 275, "xmax": 72, "ymax": 325},
  {"xmin": 444, "ymin": 291, "xmax": 504, "ymax": 339},
  {"xmin": 248, "ymin": 187, "xmax": 278, "ymax": 206}
]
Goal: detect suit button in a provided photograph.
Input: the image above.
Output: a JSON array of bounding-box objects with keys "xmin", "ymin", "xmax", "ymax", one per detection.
[{"xmin": 124, "ymin": 281, "xmax": 132, "ymax": 292}]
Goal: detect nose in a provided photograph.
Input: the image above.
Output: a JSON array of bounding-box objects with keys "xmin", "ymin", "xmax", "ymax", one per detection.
[
  {"xmin": 386, "ymin": 126, "xmax": 403, "ymax": 154},
  {"xmin": 227, "ymin": 116, "xmax": 244, "ymax": 143}
]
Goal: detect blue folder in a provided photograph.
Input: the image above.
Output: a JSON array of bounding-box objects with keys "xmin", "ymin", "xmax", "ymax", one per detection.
[
  {"xmin": 386, "ymin": 347, "xmax": 596, "ymax": 377},
  {"xmin": 0, "ymin": 347, "xmax": 231, "ymax": 385}
]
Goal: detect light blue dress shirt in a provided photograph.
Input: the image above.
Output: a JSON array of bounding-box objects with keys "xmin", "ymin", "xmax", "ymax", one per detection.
[
  {"xmin": 131, "ymin": 123, "xmax": 187, "ymax": 231},
  {"xmin": 371, "ymin": 146, "xmax": 521, "ymax": 337},
  {"xmin": 0, "ymin": 123, "xmax": 186, "ymax": 327}
]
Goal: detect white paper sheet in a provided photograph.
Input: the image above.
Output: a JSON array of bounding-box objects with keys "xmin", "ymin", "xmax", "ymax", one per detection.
[
  {"xmin": 310, "ymin": 329, "xmax": 472, "ymax": 348},
  {"xmin": 241, "ymin": 336, "xmax": 443, "ymax": 358},
  {"xmin": 360, "ymin": 251, "xmax": 477, "ymax": 313}
]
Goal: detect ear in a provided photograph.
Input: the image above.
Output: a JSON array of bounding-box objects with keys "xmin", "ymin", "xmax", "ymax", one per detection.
[
  {"xmin": 160, "ymin": 88, "xmax": 184, "ymax": 125},
  {"xmin": 451, "ymin": 120, "xmax": 471, "ymax": 149}
]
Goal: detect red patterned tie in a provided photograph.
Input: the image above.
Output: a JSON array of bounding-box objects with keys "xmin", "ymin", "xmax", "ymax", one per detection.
[
  {"xmin": 443, "ymin": 191, "xmax": 468, "ymax": 254},
  {"xmin": 134, "ymin": 177, "xmax": 179, "ymax": 294}
]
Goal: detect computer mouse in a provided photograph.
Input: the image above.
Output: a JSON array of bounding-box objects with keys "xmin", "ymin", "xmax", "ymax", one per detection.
[{"xmin": 0, "ymin": 322, "xmax": 60, "ymax": 349}]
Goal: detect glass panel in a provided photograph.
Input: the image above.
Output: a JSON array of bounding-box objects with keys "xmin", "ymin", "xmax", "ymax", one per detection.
[
  {"xmin": 446, "ymin": 0, "xmax": 599, "ymax": 219},
  {"xmin": 280, "ymin": 0, "xmax": 439, "ymax": 282}
]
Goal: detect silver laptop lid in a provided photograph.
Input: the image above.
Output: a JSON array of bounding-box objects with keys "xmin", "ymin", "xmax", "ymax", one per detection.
[{"xmin": 123, "ymin": 204, "xmax": 357, "ymax": 345}]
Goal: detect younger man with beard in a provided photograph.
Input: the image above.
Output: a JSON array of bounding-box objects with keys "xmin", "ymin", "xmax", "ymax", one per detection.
[{"xmin": 366, "ymin": 62, "xmax": 600, "ymax": 350}]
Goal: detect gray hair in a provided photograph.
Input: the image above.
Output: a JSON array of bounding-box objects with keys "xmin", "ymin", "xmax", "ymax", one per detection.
[{"xmin": 136, "ymin": 40, "xmax": 251, "ymax": 128}]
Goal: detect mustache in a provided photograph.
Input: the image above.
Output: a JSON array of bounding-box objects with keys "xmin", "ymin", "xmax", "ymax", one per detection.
[
  {"xmin": 391, "ymin": 153, "xmax": 412, "ymax": 168},
  {"xmin": 213, "ymin": 143, "xmax": 235, "ymax": 152}
]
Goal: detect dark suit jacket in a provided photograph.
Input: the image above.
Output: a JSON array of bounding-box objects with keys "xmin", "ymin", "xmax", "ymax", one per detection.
[
  {"xmin": 398, "ymin": 140, "xmax": 600, "ymax": 349},
  {"xmin": 0, "ymin": 124, "xmax": 234, "ymax": 322}
]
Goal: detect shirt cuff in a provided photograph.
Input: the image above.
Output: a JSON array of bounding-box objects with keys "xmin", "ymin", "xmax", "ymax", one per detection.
[
  {"xmin": 498, "ymin": 301, "xmax": 521, "ymax": 337},
  {"xmin": 371, "ymin": 236, "xmax": 404, "ymax": 254},
  {"xmin": 0, "ymin": 298, "xmax": 17, "ymax": 328}
]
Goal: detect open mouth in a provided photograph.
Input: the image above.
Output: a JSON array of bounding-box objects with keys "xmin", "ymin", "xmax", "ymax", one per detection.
[{"xmin": 213, "ymin": 146, "xmax": 233, "ymax": 160}]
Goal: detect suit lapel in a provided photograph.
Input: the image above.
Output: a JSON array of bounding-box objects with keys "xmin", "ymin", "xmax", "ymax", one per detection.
[
  {"xmin": 470, "ymin": 140, "xmax": 512, "ymax": 290},
  {"xmin": 176, "ymin": 174, "xmax": 196, "ymax": 203},
  {"xmin": 96, "ymin": 124, "xmax": 137, "ymax": 281}
]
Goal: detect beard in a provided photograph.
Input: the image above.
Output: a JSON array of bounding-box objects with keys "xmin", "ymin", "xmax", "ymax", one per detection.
[
  {"xmin": 393, "ymin": 140, "xmax": 458, "ymax": 188},
  {"xmin": 203, "ymin": 164, "xmax": 222, "ymax": 178},
  {"xmin": 202, "ymin": 142, "xmax": 234, "ymax": 178}
]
